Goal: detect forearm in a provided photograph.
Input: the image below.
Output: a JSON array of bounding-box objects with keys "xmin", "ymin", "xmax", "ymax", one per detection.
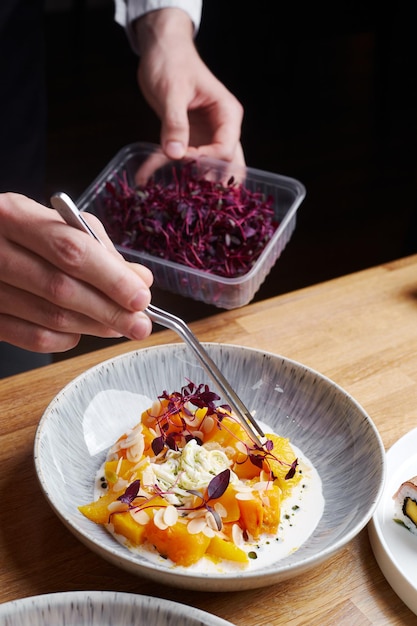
[{"xmin": 134, "ymin": 7, "xmax": 194, "ymax": 56}]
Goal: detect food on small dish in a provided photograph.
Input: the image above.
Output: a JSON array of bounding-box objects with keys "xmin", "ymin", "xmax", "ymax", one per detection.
[
  {"xmin": 79, "ymin": 381, "xmax": 323, "ymax": 570},
  {"xmin": 393, "ymin": 475, "xmax": 417, "ymax": 535}
]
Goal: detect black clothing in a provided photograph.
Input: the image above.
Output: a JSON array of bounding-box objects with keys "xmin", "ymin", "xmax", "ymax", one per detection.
[{"xmin": 0, "ymin": 0, "xmax": 51, "ymax": 377}]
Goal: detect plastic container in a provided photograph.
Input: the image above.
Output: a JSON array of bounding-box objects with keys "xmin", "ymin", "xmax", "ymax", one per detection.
[{"xmin": 77, "ymin": 142, "xmax": 306, "ymax": 309}]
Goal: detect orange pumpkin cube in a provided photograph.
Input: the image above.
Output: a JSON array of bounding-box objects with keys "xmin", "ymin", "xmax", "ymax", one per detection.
[
  {"xmin": 206, "ymin": 535, "xmax": 248, "ymax": 564},
  {"xmin": 78, "ymin": 490, "xmax": 123, "ymax": 525},
  {"xmin": 208, "ymin": 484, "xmax": 240, "ymax": 523},
  {"xmin": 237, "ymin": 494, "xmax": 264, "ymax": 539},
  {"xmin": 146, "ymin": 518, "xmax": 211, "ymax": 566},
  {"xmin": 111, "ymin": 511, "xmax": 148, "ymax": 546}
]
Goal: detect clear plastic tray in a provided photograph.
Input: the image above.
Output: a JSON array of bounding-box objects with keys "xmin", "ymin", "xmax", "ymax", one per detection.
[{"xmin": 77, "ymin": 142, "xmax": 306, "ymax": 309}]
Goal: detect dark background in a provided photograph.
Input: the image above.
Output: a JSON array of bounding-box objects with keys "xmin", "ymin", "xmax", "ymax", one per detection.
[{"xmin": 43, "ymin": 1, "xmax": 417, "ymax": 357}]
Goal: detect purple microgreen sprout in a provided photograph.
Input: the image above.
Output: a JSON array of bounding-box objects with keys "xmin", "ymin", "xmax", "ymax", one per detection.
[
  {"xmin": 285, "ymin": 459, "xmax": 299, "ymax": 480},
  {"xmin": 151, "ymin": 435, "xmax": 165, "ymax": 456},
  {"xmin": 102, "ymin": 163, "xmax": 279, "ymax": 279},
  {"xmin": 147, "ymin": 381, "xmax": 231, "ymax": 455},
  {"xmin": 186, "ymin": 468, "xmax": 231, "ymax": 531},
  {"xmin": 147, "ymin": 380, "xmax": 298, "ymax": 480},
  {"xmin": 117, "ymin": 479, "xmax": 141, "ymax": 506},
  {"xmin": 236, "ymin": 435, "xmax": 298, "ymax": 480}
]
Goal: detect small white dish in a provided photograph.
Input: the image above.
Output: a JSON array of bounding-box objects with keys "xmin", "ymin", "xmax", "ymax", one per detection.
[
  {"xmin": 369, "ymin": 427, "xmax": 417, "ymax": 615},
  {"xmin": 34, "ymin": 343, "xmax": 385, "ymax": 592},
  {"xmin": 0, "ymin": 591, "xmax": 235, "ymax": 625}
]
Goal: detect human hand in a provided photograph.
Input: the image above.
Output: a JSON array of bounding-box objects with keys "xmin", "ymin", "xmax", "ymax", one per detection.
[
  {"xmin": 0, "ymin": 193, "xmax": 153, "ymax": 353},
  {"xmin": 134, "ymin": 8, "xmax": 245, "ymax": 166}
]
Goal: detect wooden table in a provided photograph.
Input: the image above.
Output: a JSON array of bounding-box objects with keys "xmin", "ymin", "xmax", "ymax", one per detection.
[{"xmin": 2, "ymin": 255, "xmax": 417, "ymax": 625}]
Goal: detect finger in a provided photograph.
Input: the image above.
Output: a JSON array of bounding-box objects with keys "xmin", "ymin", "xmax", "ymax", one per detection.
[
  {"xmin": 0, "ymin": 242, "xmax": 153, "ymax": 341},
  {"xmin": 159, "ymin": 94, "xmax": 190, "ymax": 160},
  {"xmin": 230, "ymin": 142, "xmax": 246, "ymax": 168},
  {"xmin": 80, "ymin": 211, "xmax": 120, "ymax": 254},
  {"xmin": 0, "ymin": 312, "xmax": 82, "ymax": 353},
  {"xmin": 0, "ymin": 281, "xmax": 124, "ymax": 340},
  {"xmin": 78, "ymin": 212, "xmax": 155, "ymax": 290},
  {"xmin": 189, "ymin": 88, "xmax": 244, "ymax": 163},
  {"xmin": 133, "ymin": 151, "xmax": 170, "ymax": 186},
  {"xmin": 193, "ymin": 123, "xmax": 245, "ymax": 164},
  {"xmin": 1, "ymin": 196, "xmax": 153, "ymax": 313}
]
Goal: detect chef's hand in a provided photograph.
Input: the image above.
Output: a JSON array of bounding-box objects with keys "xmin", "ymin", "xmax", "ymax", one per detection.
[
  {"xmin": 0, "ymin": 193, "xmax": 153, "ymax": 353},
  {"xmin": 134, "ymin": 8, "xmax": 245, "ymax": 166}
]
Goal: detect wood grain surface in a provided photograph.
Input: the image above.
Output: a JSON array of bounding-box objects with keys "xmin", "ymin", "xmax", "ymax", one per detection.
[{"xmin": 2, "ymin": 255, "xmax": 417, "ymax": 624}]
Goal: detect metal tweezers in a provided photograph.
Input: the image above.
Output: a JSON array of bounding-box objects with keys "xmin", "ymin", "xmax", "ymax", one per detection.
[{"xmin": 50, "ymin": 191, "xmax": 266, "ymax": 447}]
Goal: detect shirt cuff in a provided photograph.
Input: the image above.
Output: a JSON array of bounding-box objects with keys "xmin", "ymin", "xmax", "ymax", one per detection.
[{"xmin": 114, "ymin": 0, "xmax": 202, "ymax": 55}]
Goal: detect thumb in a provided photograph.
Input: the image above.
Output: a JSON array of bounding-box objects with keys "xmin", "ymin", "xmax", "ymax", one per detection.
[{"xmin": 159, "ymin": 101, "xmax": 190, "ymax": 160}]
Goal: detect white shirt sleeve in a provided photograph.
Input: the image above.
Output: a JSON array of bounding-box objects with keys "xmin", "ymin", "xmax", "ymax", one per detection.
[{"xmin": 114, "ymin": 0, "xmax": 202, "ymax": 54}]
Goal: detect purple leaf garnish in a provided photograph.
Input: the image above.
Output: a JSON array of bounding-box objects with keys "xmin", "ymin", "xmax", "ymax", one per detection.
[
  {"xmin": 165, "ymin": 433, "xmax": 178, "ymax": 451},
  {"xmin": 285, "ymin": 459, "xmax": 299, "ymax": 480},
  {"xmin": 249, "ymin": 453, "xmax": 264, "ymax": 469},
  {"xmin": 182, "ymin": 469, "xmax": 231, "ymax": 531},
  {"xmin": 151, "ymin": 436, "xmax": 165, "ymax": 456},
  {"xmin": 206, "ymin": 469, "xmax": 230, "ymax": 501},
  {"xmin": 185, "ymin": 434, "xmax": 203, "ymax": 446},
  {"xmin": 117, "ymin": 479, "xmax": 140, "ymax": 505}
]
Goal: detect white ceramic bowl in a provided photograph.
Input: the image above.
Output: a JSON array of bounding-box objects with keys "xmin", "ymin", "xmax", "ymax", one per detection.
[{"xmin": 34, "ymin": 343, "xmax": 385, "ymax": 592}]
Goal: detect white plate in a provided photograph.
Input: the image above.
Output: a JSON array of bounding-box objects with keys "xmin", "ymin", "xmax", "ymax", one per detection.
[
  {"xmin": 0, "ymin": 591, "xmax": 235, "ymax": 625},
  {"xmin": 368, "ymin": 427, "xmax": 417, "ymax": 615}
]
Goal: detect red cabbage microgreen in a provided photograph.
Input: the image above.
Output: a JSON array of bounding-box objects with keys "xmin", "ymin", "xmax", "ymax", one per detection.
[{"xmin": 102, "ymin": 163, "xmax": 279, "ymax": 278}]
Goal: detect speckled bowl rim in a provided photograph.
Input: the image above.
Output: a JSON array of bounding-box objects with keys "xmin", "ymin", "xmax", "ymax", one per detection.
[{"xmin": 0, "ymin": 590, "xmax": 235, "ymax": 625}]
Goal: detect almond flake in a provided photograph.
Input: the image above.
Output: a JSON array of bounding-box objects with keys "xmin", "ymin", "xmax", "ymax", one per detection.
[
  {"xmin": 202, "ymin": 416, "xmax": 215, "ymax": 433},
  {"xmin": 206, "ymin": 512, "xmax": 220, "ymax": 531},
  {"xmin": 236, "ymin": 441, "xmax": 247, "ymax": 455},
  {"xmin": 130, "ymin": 508, "xmax": 150, "ymax": 525},
  {"xmin": 149, "ymin": 400, "xmax": 161, "ymax": 417},
  {"xmin": 187, "ymin": 509, "xmax": 205, "ymax": 519},
  {"xmin": 252, "ymin": 481, "xmax": 272, "ymax": 491},
  {"xmin": 126, "ymin": 438, "xmax": 145, "ymax": 463},
  {"xmin": 187, "ymin": 516, "xmax": 207, "ymax": 534},
  {"xmin": 113, "ymin": 478, "xmax": 129, "ymax": 493},
  {"xmin": 163, "ymin": 505, "xmax": 178, "ymax": 526},
  {"xmin": 107, "ymin": 500, "xmax": 128, "ymax": 514},
  {"xmin": 232, "ymin": 523, "xmax": 245, "ymax": 546},
  {"xmin": 234, "ymin": 484, "xmax": 252, "ymax": 493},
  {"xmin": 116, "ymin": 456, "xmax": 123, "ymax": 475},
  {"xmin": 235, "ymin": 492, "xmax": 255, "ymax": 501},
  {"xmin": 214, "ymin": 502, "xmax": 227, "ymax": 518},
  {"xmin": 153, "ymin": 507, "xmax": 169, "ymax": 530},
  {"xmin": 203, "ymin": 525, "xmax": 216, "ymax": 538}
]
